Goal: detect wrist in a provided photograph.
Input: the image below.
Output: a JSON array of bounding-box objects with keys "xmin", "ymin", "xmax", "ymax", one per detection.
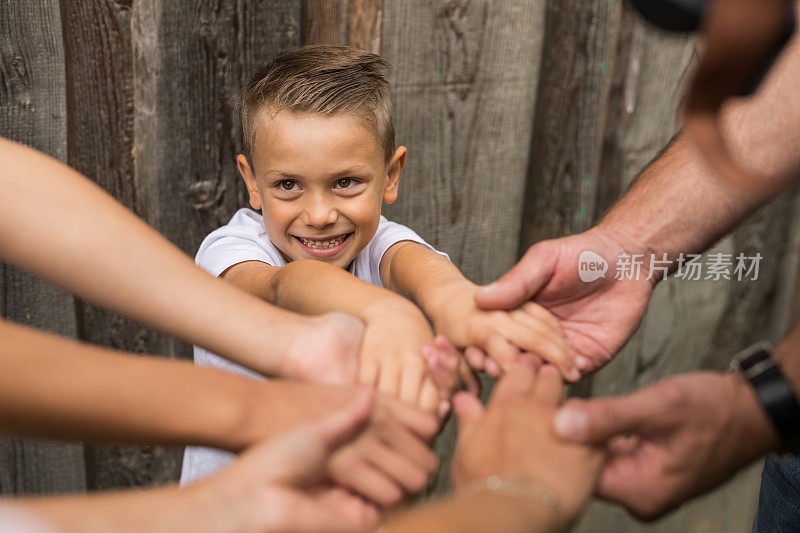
[
  {"xmin": 728, "ymin": 372, "xmax": 782, "ymax": 457},
  {"xmin": 363, "ymin": 294, "xmax": 426, "ymax": 323},
  {"xmin": 454, "ymin": 483, "xmax": 563, "ymax": 533},
  {"xmin": 589, "ymin": 223, "xmax": 662, "ymax": 288},
  {"xmin": 418, "ymin": 279, "xmax": 478, "ymax": 329}
]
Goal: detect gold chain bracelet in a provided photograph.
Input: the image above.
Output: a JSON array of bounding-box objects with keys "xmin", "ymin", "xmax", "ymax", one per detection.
[{"xmin": 458, "ymin": 475, "xmax": 559, "ymax": 508}]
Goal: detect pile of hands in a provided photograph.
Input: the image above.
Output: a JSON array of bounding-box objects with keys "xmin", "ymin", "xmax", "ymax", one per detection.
[{"xmin": 200, "ymin": 228, "xmax": 776, "ymax": 531}]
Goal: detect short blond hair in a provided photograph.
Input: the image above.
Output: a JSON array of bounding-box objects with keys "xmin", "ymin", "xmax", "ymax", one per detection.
[{"xmin": 241, "ymin": 45, "xmax": 395, "ymax": 166}]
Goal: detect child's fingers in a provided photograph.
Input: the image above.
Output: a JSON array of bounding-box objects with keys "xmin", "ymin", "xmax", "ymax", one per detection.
[
  {"xmin": 417, "ymin": 378, "xmax": 441, "ymax": 415},
  {"xmin": 377, "ymin": 361, "xmax": 401, "ymax": 397},
  {"xmin": 399, "ymin": 358, "xmax": 425, "ymax": 406},
  {"xmin": 464, "ymin": 346, "xmax": 487, "ymax": 371},
  {"xmin": 485, "ymin": 334, "xmax": 522, "ymax": 372},
  {"xmin": 518, "ymin": 301, "xmax": 565, "ymax": 333},
  {"xmin": 484, "ymin": 357, "xmax": 502, "ymax": 377},
  {"xmin": 359, "ymin": 357, "xmax": 379, "ymax": 388},
  {"xmin": 501, "ymin": 321, "xmax": 579, "ymax": 381},
  {"xmin": 421, "ymin": 345, "xmax": 458, "ymax": 396}
]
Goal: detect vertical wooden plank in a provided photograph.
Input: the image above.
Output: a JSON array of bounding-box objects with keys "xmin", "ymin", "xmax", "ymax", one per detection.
[
  {"xmin": 519, "ymin": 0, "xmax": 624, "ymax": 248},
  {"xmin": 59, "ymin": 0, "xmax": 182, "ymax": 491},
  {"xmin": 382, "ymin": 0, "xmax": 546, "ymax": 285},
  {"xmin": 304, "ymin": 0, "xmax": 382, "ymax": 52},
  {"xmin": 0, "ymin": 0, "xmax": 86, "ymax": 495}
]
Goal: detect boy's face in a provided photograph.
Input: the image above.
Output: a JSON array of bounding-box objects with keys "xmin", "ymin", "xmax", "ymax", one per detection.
[{"xmin": 238, "ymin": 111, "xmax": 405, "ymax": 269}]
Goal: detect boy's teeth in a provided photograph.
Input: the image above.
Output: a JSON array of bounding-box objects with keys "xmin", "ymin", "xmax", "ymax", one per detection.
[{"xmin": 299, "ymin": 235, "xmax": 347, "ymax": 249}]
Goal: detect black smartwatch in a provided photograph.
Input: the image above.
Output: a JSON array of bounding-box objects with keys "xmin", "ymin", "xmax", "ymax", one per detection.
[{"xmin": 730, "ymin": 342, "xmax": 800, "ymax": 454}]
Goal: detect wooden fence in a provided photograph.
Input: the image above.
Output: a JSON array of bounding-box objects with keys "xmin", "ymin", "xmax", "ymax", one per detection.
[{"xmin": 2, "ymin": 1, "xmax": 799, "ymax": 531}]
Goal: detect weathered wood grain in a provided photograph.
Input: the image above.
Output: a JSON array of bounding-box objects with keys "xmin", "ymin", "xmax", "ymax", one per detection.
[
  {"xmin": 519, "ymin": 0, "xmax": 624, "ymax": 247},
  {"xmin": 59, "ymin": 0, "xmax": 180, "ymax": 490},
  {"xmin": 304, "ymin": 0, "xmax": 383, "ymax": 52},
  {"xmin": 382, "ymin": 0, "xmax": 546, "ymax": 285},
  {"xmin": 0, "ymin": 0, "xmax": 86, "ymax": 495}
]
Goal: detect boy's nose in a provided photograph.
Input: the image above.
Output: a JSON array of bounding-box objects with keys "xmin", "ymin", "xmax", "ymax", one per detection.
[{"xmin": 302, "ymin": 197, "xmax": 338, "ymax": 228}]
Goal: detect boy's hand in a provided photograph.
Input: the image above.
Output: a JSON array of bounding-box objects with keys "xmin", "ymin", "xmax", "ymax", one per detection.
[
  {"xmin": 429, "ymin": 281, "xmax": 580, "ymax": 381},
  {"xmin": 357, "ymin": 299, "xmax": 460, "ymax": 416}
]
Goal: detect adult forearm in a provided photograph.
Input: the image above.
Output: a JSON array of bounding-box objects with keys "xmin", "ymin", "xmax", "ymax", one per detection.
[
  {"xmin": 599, "ymin": 33, "xmax": 800, "ymax": 267},
  {"xmin": 0, "ymin": 138, "xmax": 300, "ymax": 374},
  {"xmin": 0, "ymin": 320, "xmax": 356, "ymax": 451},
  {"xmin": 15, "ymin": 485, "xmax": 202, "ymax": 533}
]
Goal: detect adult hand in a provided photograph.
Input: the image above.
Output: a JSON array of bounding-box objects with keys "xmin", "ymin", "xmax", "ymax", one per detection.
[
  {"xmin": 475, "ymin": 227, "xmax": 655, "ymax": 372},
  {"xmin": 452, "ymin": 365, "xmax": 603, "ymax": 529},
  {"xmin": 327, "ymin": 393, "xmax": 439, "ymax": 507},
  {"xmin": 191, "ymin": 388, "xmax": 380, "ymax": 532},
  {"xmin": 553, "ymin": 372, "xmax": 780, "ymax": 519}
]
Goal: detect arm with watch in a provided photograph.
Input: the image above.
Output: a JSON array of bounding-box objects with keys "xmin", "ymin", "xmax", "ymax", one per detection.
[
  {"xmin": 482, "ymin": 9, "xmax": 800, "ymax": 520},
  {"xmin": 551, "ymin": 332, "xmax": 800, "ymax": 520}
]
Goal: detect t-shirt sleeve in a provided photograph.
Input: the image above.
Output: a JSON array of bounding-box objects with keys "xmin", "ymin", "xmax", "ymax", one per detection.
[
  {"xmin": 195, "ymin": 208, "xmax": 285, "ymax": 277},
  {"xmin": 357, "ymin": 216, "xmax": 450, "ymax": 287}
]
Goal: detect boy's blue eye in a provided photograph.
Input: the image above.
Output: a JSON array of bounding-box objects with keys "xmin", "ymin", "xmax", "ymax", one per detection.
[{"xmin": 334, "ymin": 178, "xmax": 354, "ymax": 189}]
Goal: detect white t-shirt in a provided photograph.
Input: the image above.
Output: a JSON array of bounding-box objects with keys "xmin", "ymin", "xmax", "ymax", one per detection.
[{"xmin": 180, "ymin": 208, "xmax": 447, "ymax": 485}]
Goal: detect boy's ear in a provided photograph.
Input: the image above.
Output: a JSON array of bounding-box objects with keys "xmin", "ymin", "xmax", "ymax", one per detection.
[
  {"xmin": 383, "ymin": 146, "xmax": 406, "ymax": 205},
  {"xmin": 237, "ymin": 154, "xmax": 262, "ymax": 210}
]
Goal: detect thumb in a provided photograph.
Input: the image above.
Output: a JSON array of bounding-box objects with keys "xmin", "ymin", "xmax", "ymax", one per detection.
[
  {"xmin": 453, "ymin": 391, "xmax": 485, "ymax": 434},
  {"xmin": 260, "ymin": 387, "xmax": 374, "ymax": 486},
  {"xmin": 553, "ymin": 395, "xmax": 656, "ymax": 446},
  {"xmin": 475, "ymin": 241, "xmax": 557, "ymax": 310}
]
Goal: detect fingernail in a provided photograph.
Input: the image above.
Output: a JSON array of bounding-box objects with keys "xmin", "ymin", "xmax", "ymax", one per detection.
[
  {"xmin": 575, "ymin": 356, "xmax": 590, "ymax": 369},
  {"xmin": 554, "ymin": 407, "xmax": 587, "ymax": 440},
  {"xmin": 569, "ymin": 367, "xmax": 581, "ymax": 381},
  {"xmin": 478, "ymin": 283, "xmax": 499, "ymax": 294}
]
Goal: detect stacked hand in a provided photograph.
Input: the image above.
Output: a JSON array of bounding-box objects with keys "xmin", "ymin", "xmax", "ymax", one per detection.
[
  {"xmin": 452, "ymin": 365, "xmax": 604, "ymax": 529},
  {"xmin": 476, "ymin": 227, "xmax": 654, "ymax": 373},
  {"xmin": 358, "ymin": 299, "xmax": 478, "ymax": 417},
  {"xmin": 553, "ymin": 372, "xmax": 780, "ymax": 519},
  {"xmin": 428, "ymin": 280, "xmax": 579, "ymax": 380},
  {"xmin": 189, "ymin": 389, "xmax": 380, "ymax": 532}
]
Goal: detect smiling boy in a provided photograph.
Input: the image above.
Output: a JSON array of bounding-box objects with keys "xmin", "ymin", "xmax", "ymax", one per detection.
[{"xmin": 182, "ymin": 45, "xmax": 577, "ymax": 491}]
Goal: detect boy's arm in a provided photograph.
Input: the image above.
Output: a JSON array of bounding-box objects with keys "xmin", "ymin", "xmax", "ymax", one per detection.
[
  {"xmin": 222, "ymin": 259, "xmax": 448, "ymax": 411},
  {"xmin": 383, "ymin": 241, "xmax": 580, "ymax": 380}
]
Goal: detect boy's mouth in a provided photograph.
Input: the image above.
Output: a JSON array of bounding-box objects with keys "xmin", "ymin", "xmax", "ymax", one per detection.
[{"xmin": 293, "ymin": 233, "xmax": 353, "ymax": 257}]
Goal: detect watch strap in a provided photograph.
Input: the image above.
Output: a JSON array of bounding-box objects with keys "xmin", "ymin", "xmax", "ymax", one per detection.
[{"xmin": 732, "ymin": 342, "xmax": 800, "ymax": 453}]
